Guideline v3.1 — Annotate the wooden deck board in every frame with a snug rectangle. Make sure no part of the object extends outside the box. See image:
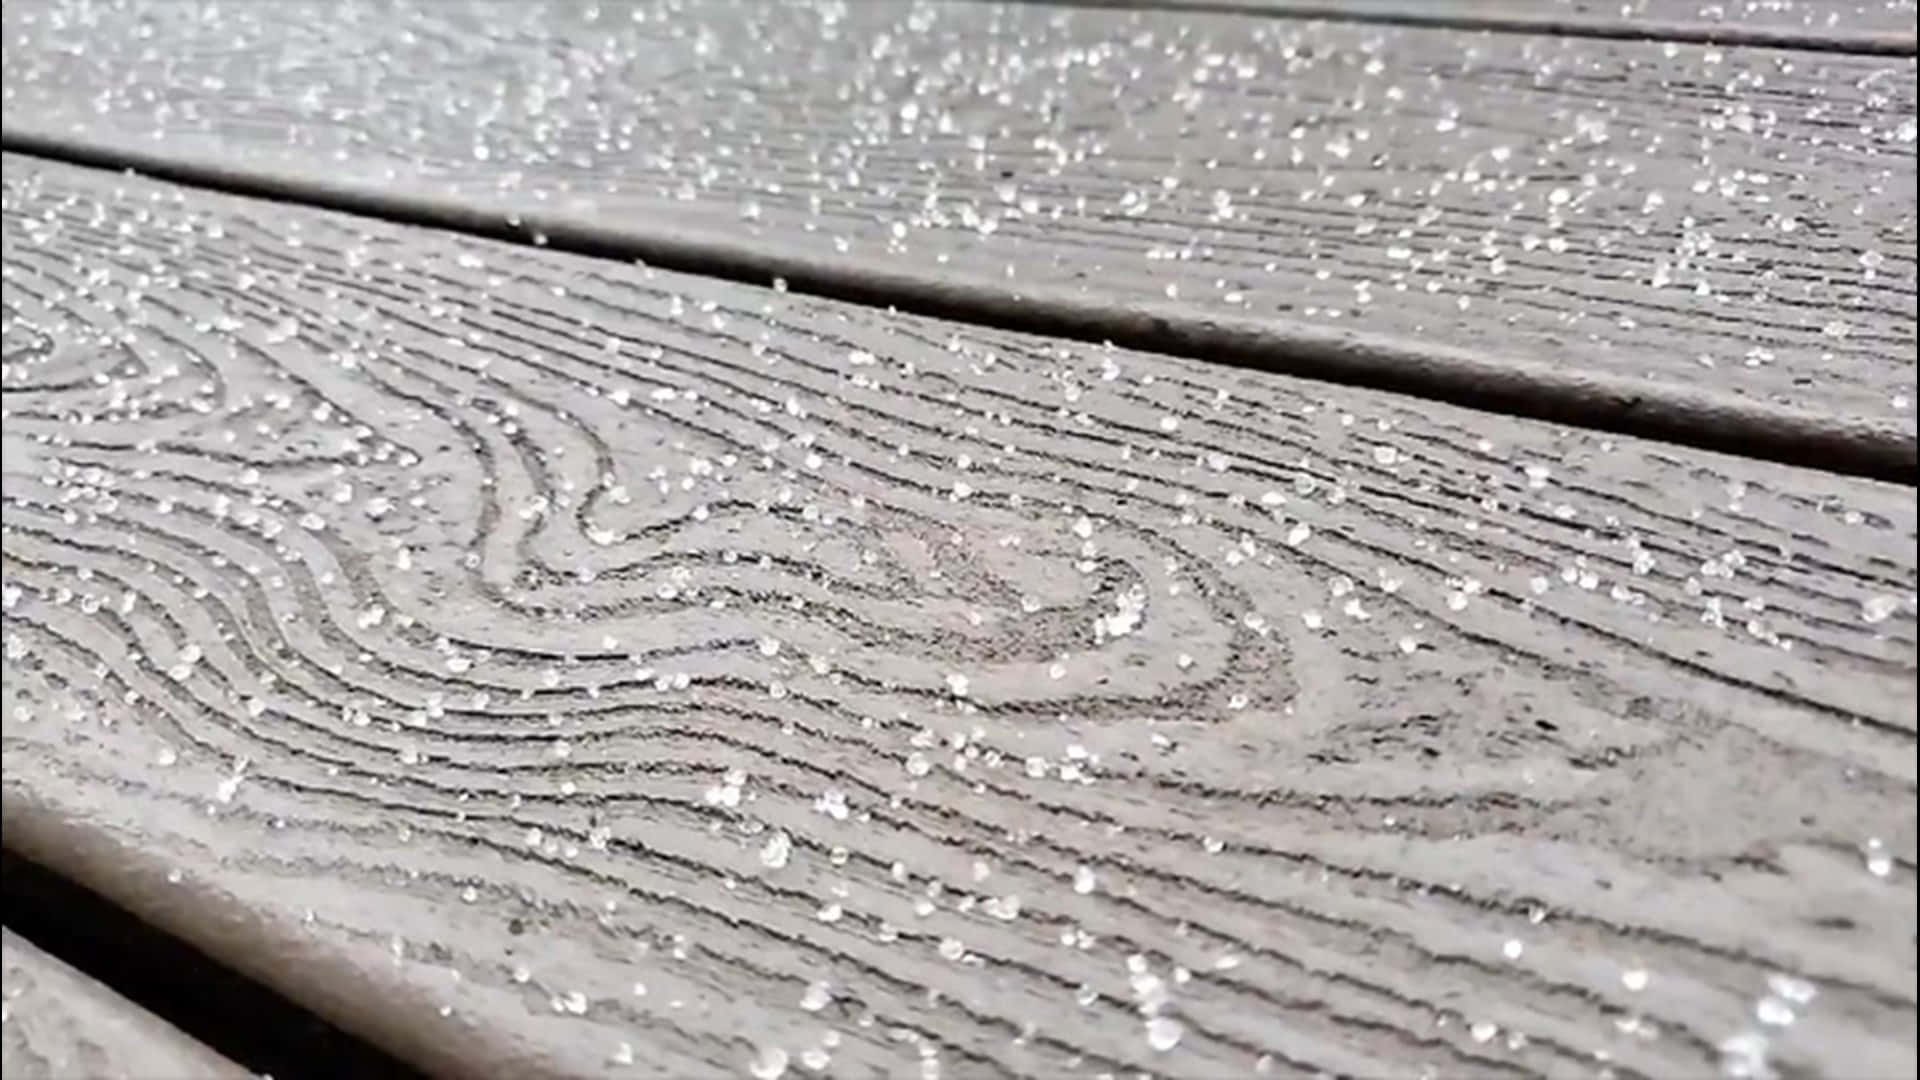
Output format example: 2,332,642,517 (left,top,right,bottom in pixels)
3,0,1913,456
3,154,1914,1079
1037,0,1920,50
1,929,252,1080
